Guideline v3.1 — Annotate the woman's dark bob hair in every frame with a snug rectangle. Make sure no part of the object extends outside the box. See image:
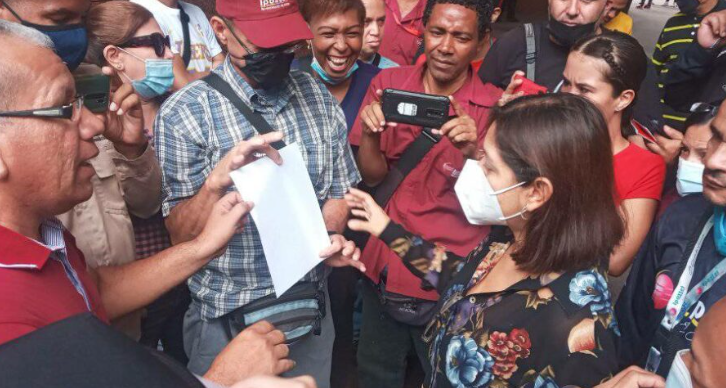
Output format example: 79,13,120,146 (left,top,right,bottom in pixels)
490,93,625,274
